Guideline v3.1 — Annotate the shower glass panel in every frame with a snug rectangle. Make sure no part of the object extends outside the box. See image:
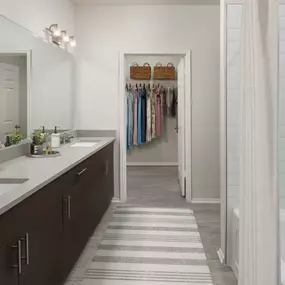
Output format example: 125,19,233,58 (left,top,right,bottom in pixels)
226,4,242,271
